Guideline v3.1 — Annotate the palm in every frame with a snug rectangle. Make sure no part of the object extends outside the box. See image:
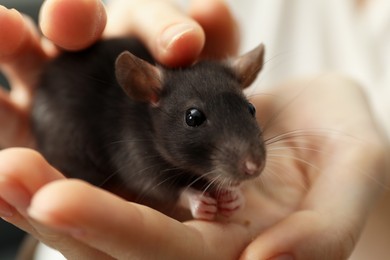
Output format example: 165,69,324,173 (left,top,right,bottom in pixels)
183,75,386,259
